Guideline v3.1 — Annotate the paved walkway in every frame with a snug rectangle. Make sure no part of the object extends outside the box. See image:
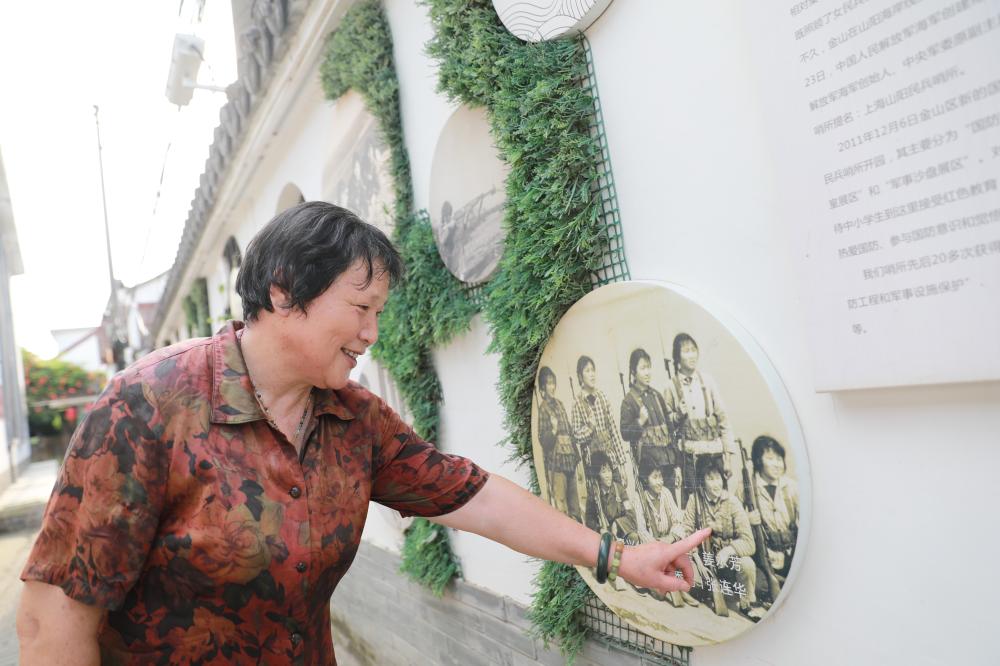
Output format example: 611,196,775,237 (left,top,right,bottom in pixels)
0,460,57,533
0,459,59,665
